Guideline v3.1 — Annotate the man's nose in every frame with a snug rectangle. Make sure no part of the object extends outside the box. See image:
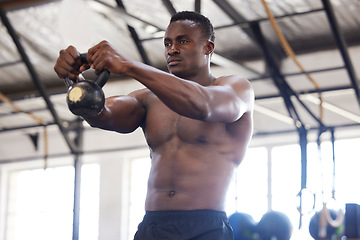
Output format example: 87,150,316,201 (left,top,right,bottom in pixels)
168,45,179,55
